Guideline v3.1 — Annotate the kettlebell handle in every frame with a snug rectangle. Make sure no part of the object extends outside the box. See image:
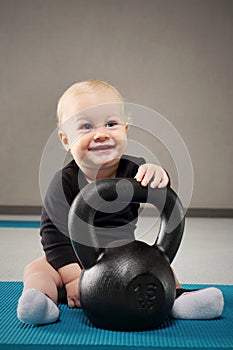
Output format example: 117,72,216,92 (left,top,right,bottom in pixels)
68,178,185,269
